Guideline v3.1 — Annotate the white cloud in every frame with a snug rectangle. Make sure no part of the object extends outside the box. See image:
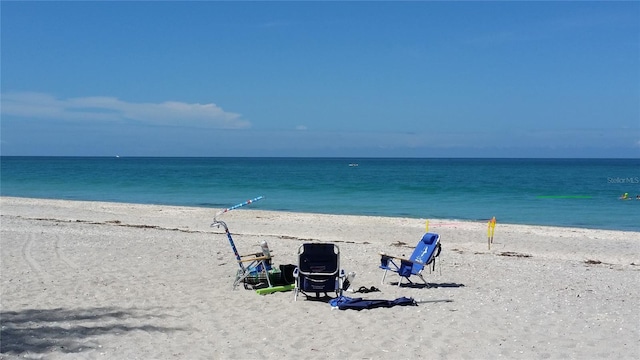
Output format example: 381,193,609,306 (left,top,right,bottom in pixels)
0,92,250,129
295,125,307,131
